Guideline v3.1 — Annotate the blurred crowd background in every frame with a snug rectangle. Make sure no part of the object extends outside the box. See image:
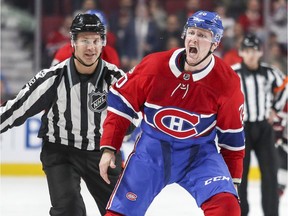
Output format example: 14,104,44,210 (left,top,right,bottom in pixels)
0,0,287,100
